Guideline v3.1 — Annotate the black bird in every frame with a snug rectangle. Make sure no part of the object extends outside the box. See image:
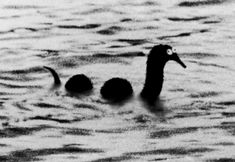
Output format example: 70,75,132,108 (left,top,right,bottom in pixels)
100,44,186,103
44,66,93,93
